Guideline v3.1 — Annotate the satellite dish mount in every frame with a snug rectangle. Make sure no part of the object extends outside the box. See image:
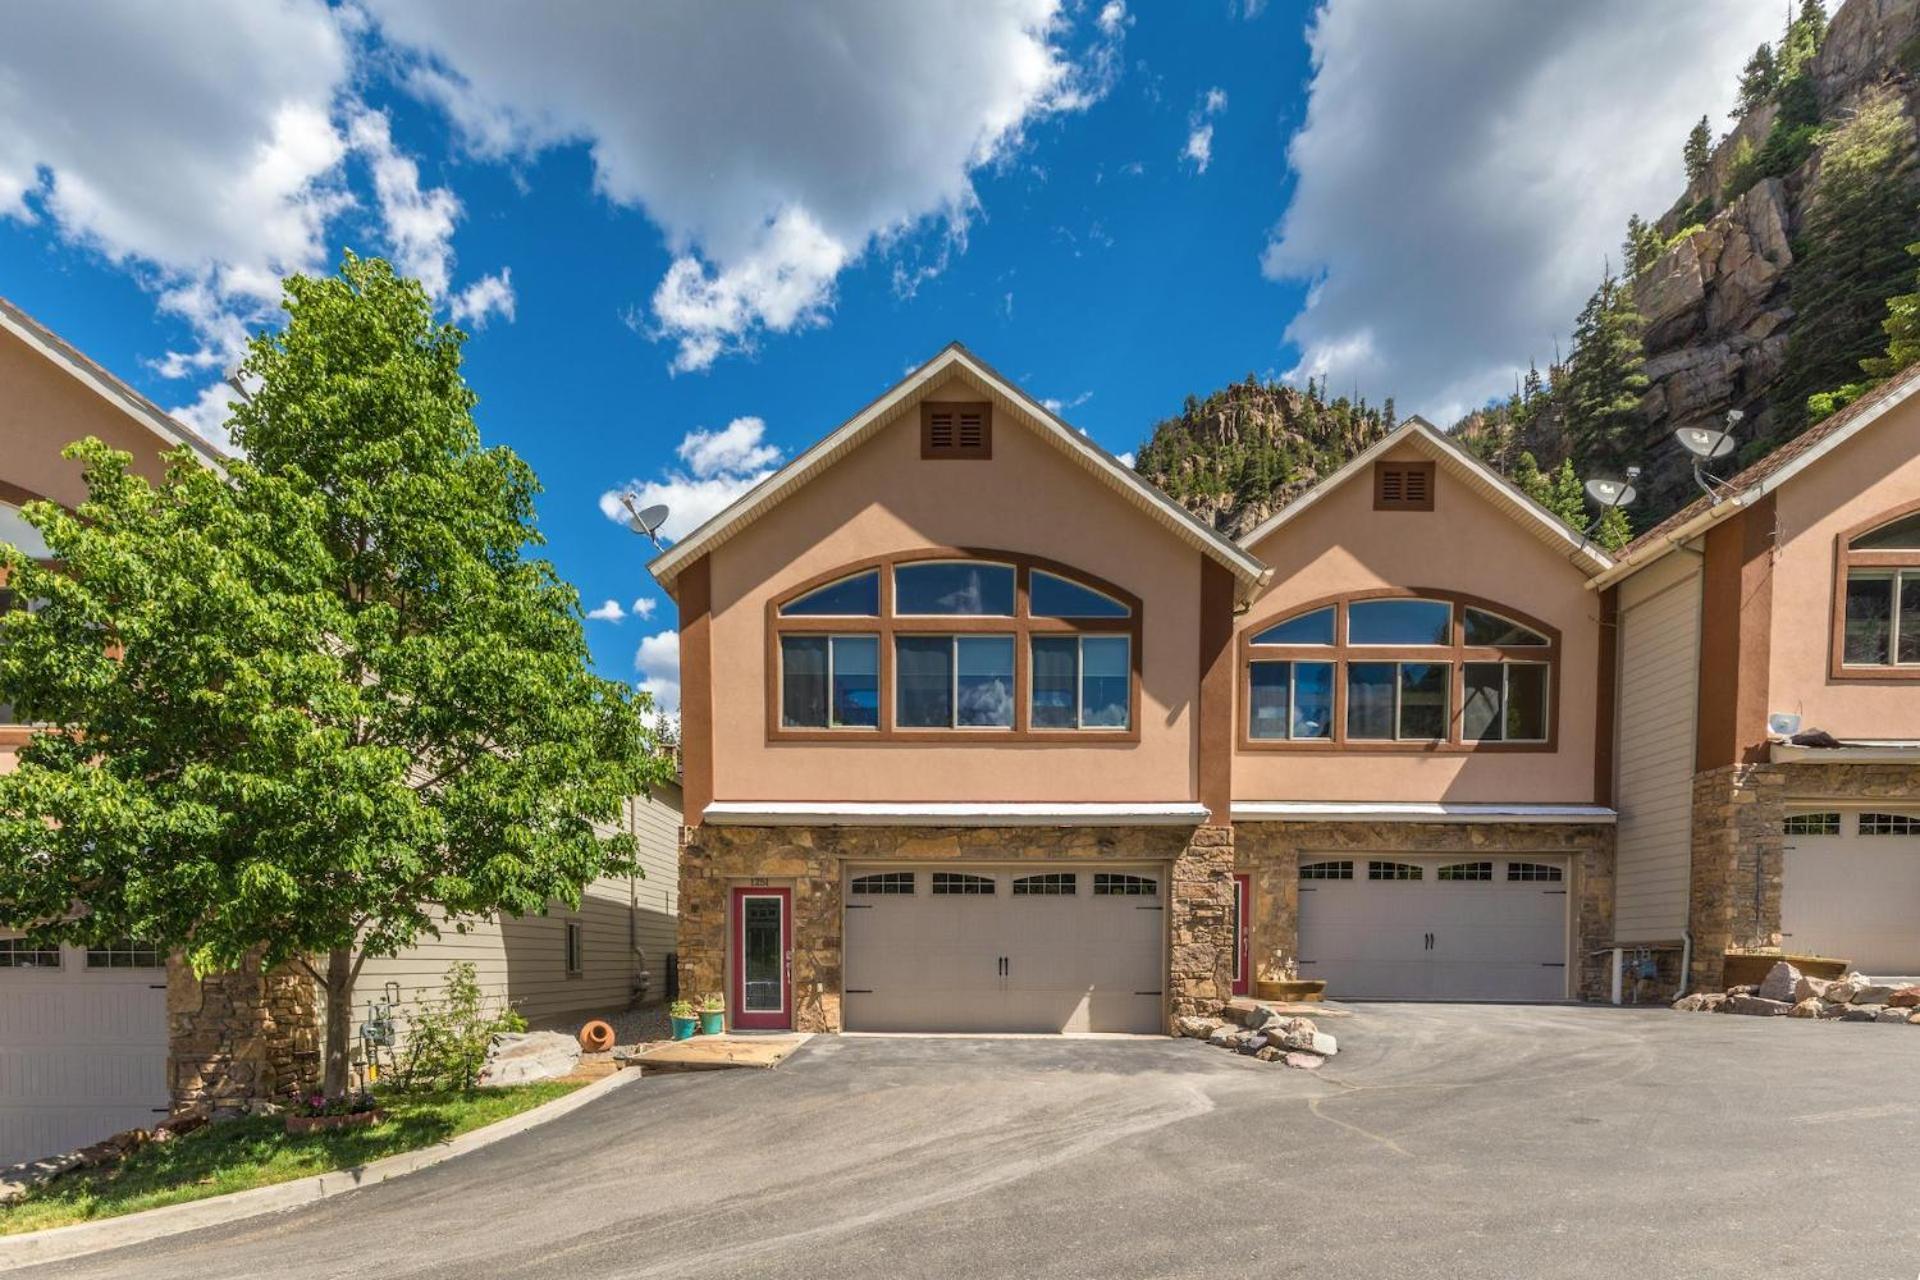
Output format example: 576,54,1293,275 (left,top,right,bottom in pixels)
1677,409,1742,503
1578,465,1640,543
620,493,672,551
